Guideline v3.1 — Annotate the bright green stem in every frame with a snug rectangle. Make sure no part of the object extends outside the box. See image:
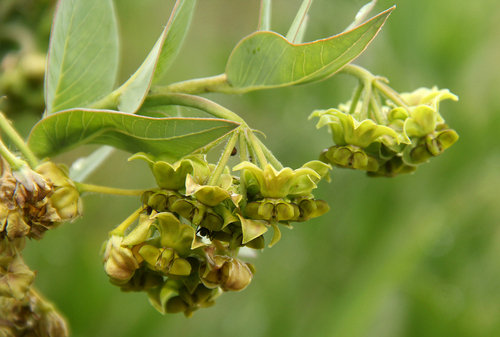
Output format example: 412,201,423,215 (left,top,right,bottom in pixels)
149,74,233,96
208,131,239,186
246,130,268,168
359,79,372,120
143,93,247,125
74,182,152,196
369,95,387,125
238,132,249,208
0,138,25,170
0,112,38,168
348,81,364,116
255,136,283,170
110,207,143,237
373,80,410,109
